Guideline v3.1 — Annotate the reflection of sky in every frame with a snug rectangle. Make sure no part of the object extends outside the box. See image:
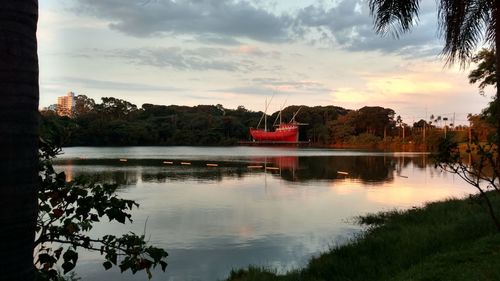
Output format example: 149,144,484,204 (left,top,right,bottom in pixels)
55,147,473,281
58,146,428,160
